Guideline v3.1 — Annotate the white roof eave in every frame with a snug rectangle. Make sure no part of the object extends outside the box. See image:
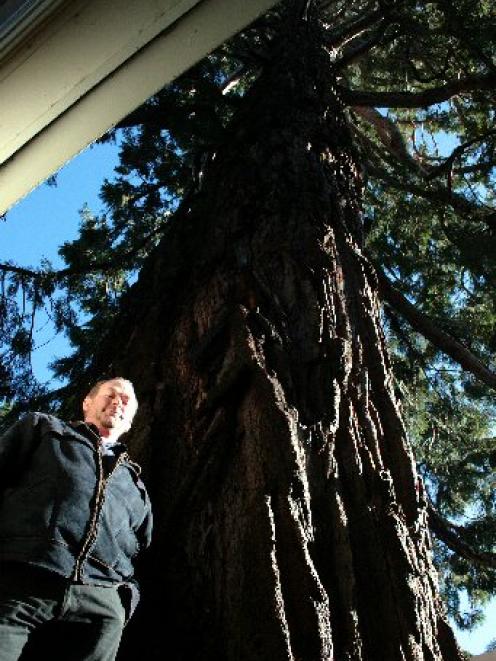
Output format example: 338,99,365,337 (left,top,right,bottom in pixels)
0,0,279,214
